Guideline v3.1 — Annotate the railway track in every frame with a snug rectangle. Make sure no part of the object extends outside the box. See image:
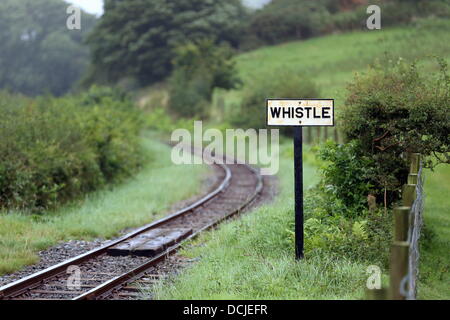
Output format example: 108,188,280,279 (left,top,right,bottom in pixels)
0,151,263,300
